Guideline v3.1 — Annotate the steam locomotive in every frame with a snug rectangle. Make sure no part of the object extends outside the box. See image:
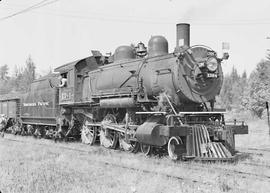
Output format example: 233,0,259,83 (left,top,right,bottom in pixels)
0,23,248,161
